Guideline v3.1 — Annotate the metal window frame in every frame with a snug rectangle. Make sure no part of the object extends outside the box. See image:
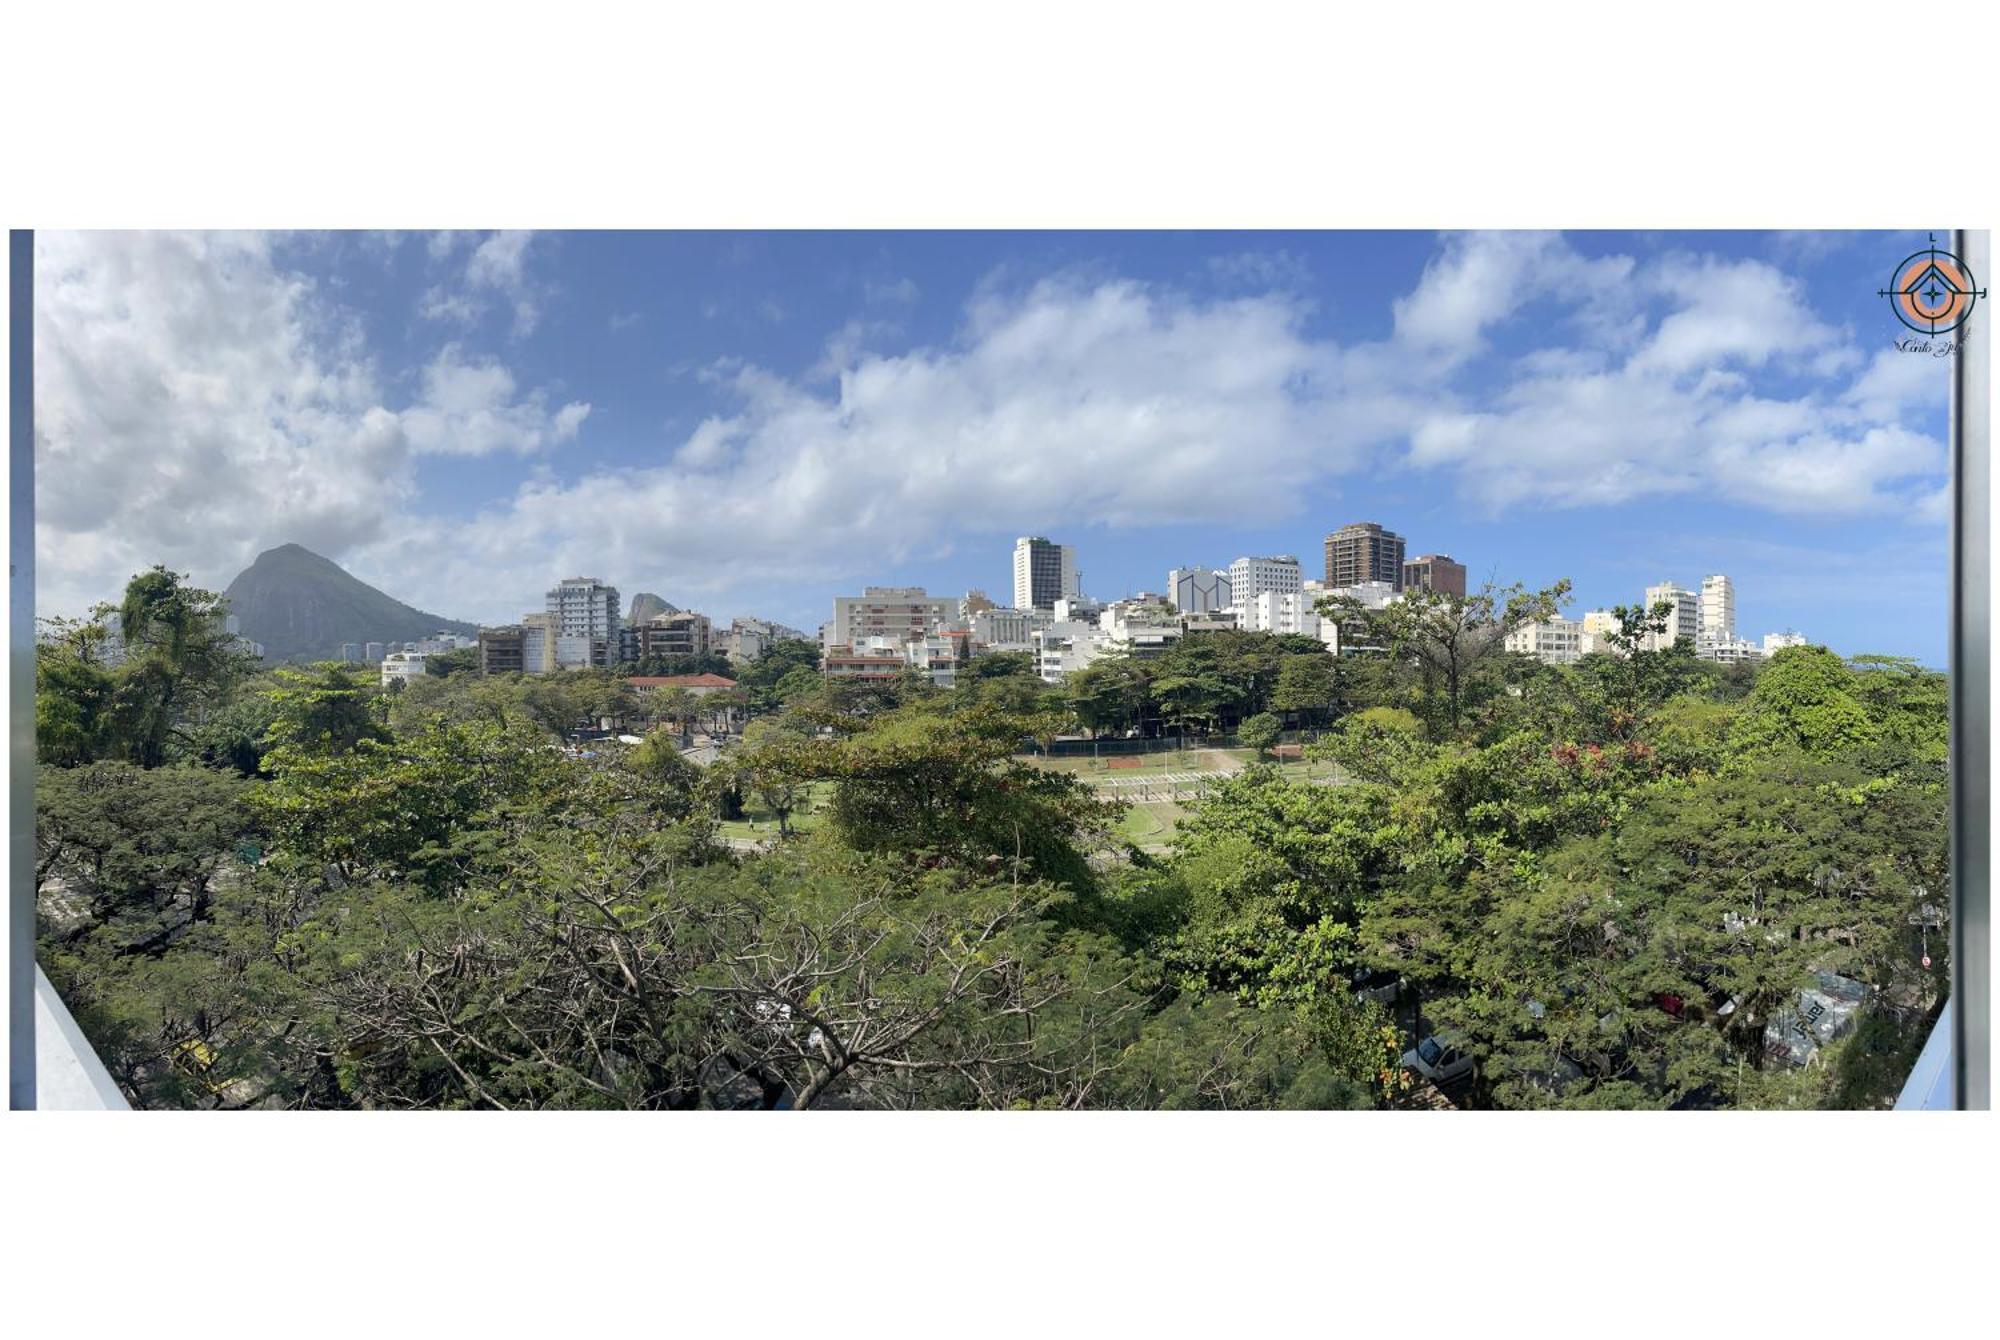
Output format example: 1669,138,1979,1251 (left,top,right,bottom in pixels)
9,229,33,1109
1951,228,1990,1110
